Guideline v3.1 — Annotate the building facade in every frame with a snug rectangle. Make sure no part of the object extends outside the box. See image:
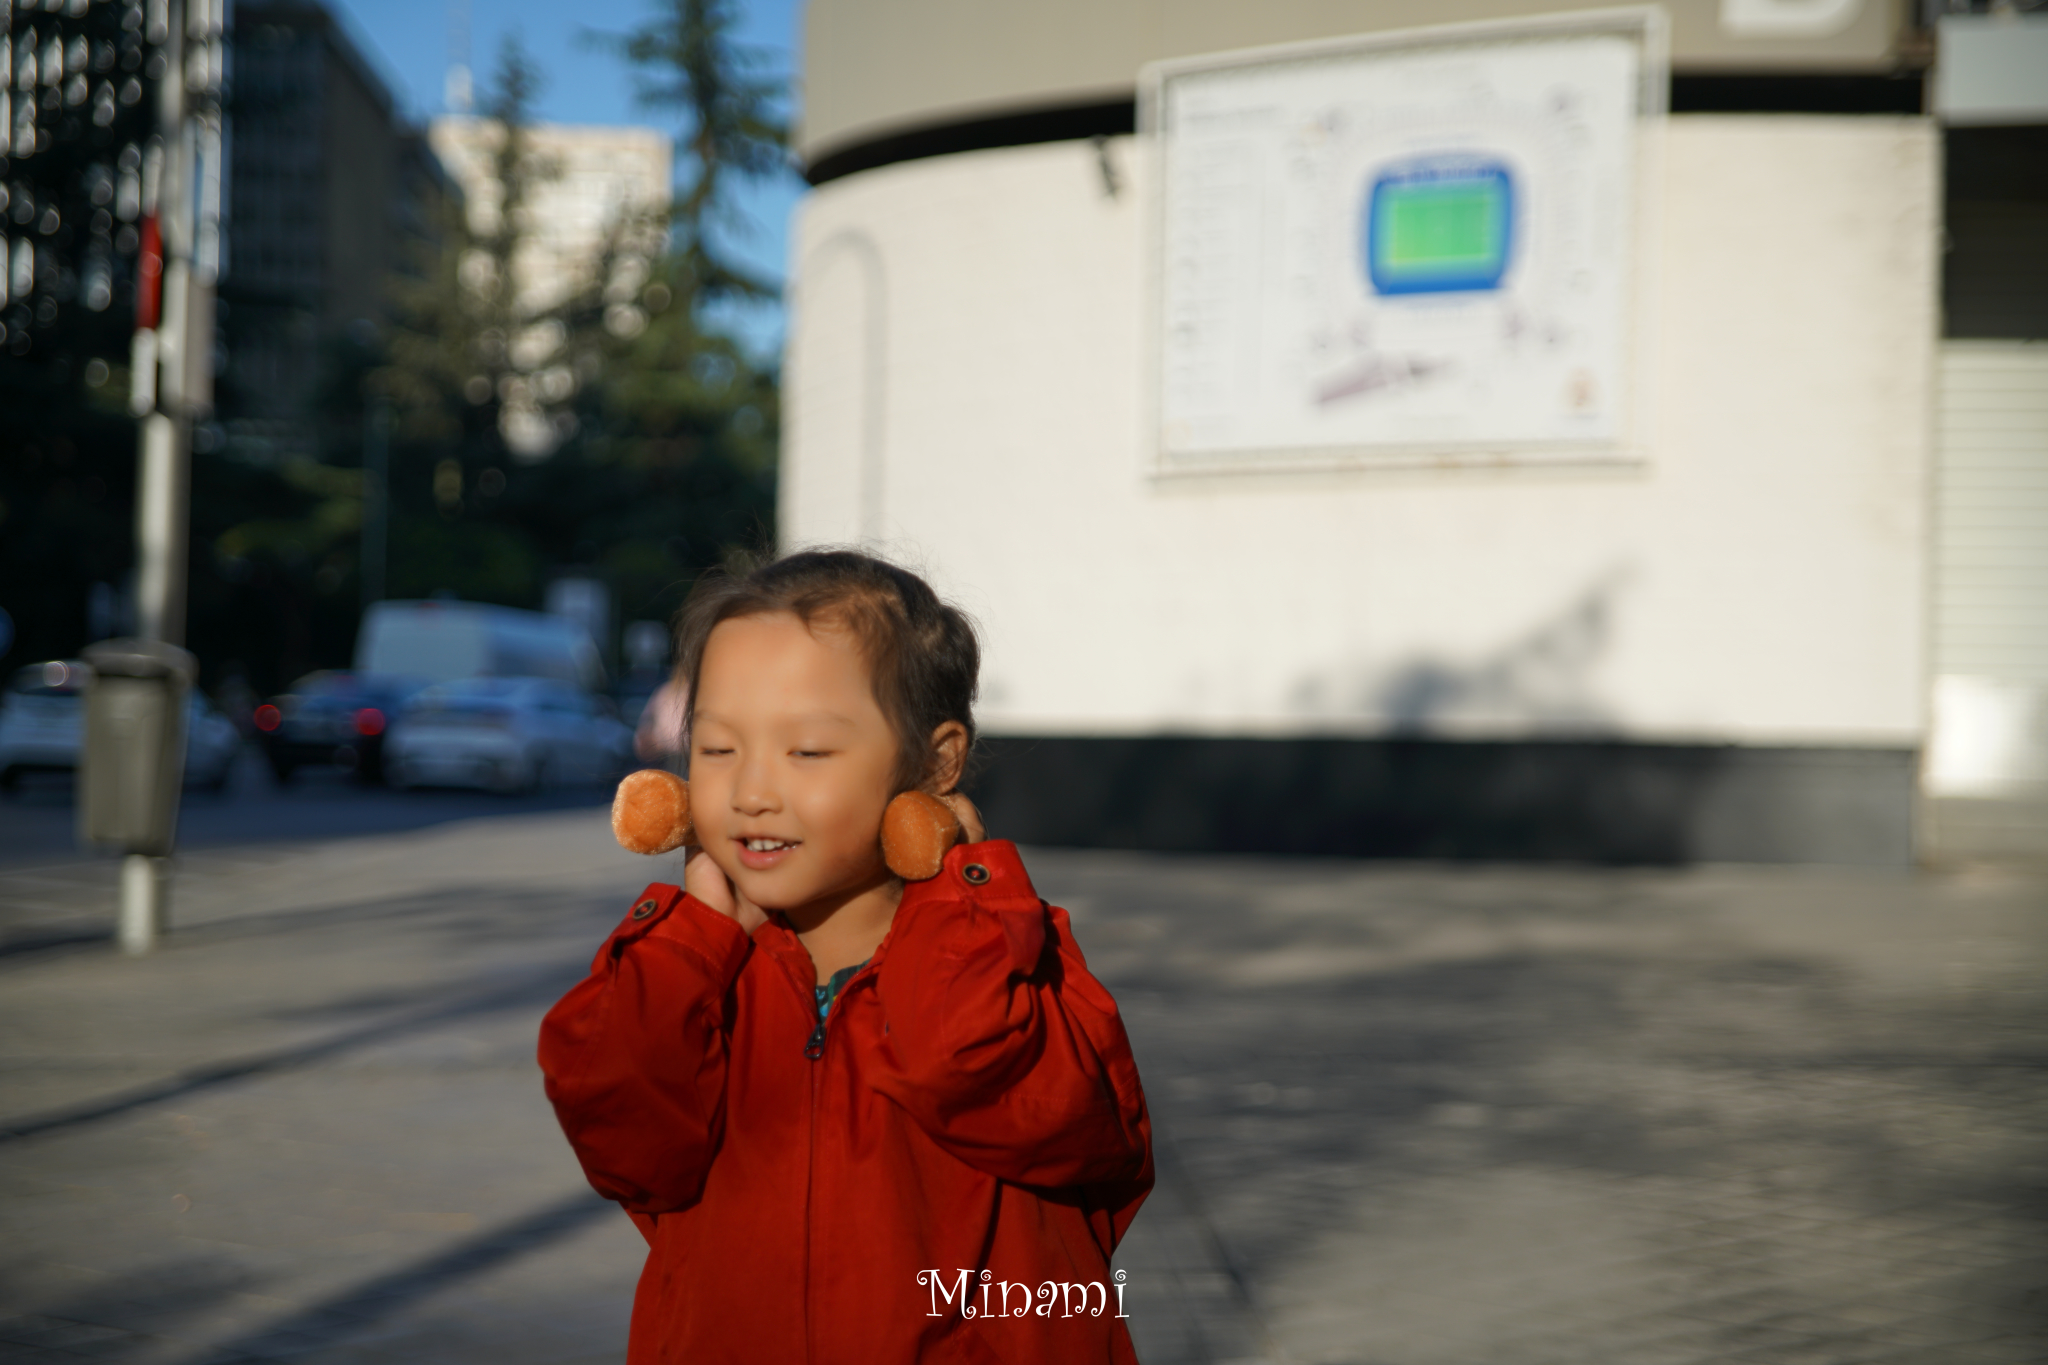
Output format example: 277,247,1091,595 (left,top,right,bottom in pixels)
426,118,671,318
782,0,2048,864
426,117,670,457
220,0,445,459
